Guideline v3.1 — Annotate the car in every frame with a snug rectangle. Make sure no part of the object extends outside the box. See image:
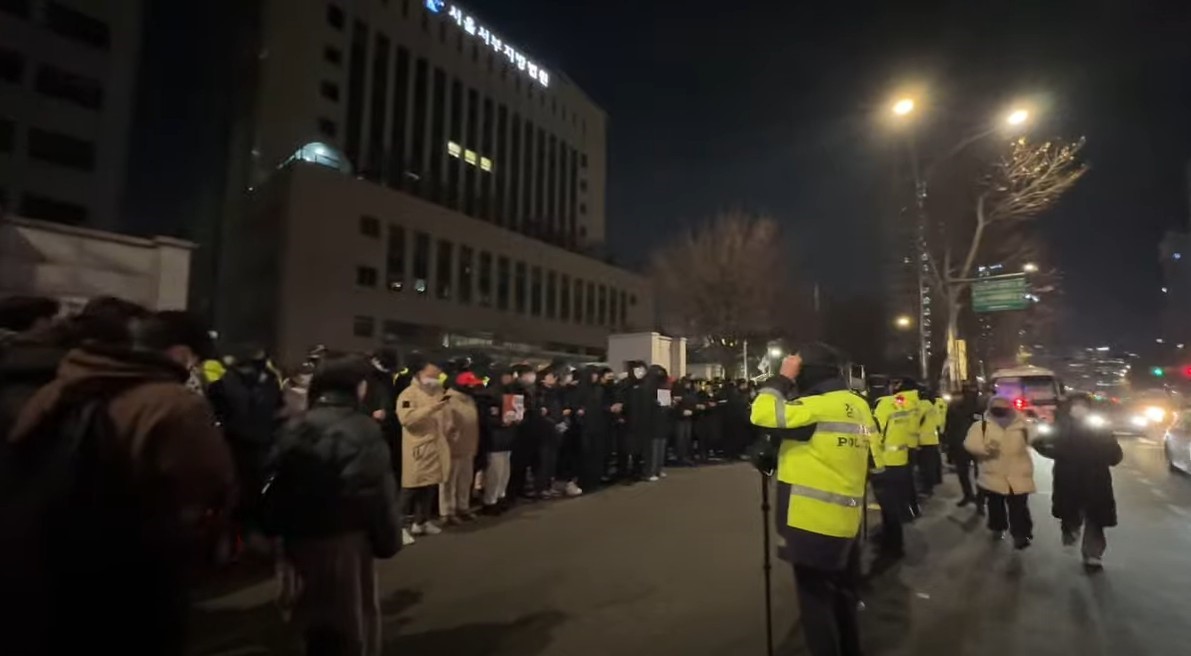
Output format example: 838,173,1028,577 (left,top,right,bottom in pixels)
1164,412,1191,474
